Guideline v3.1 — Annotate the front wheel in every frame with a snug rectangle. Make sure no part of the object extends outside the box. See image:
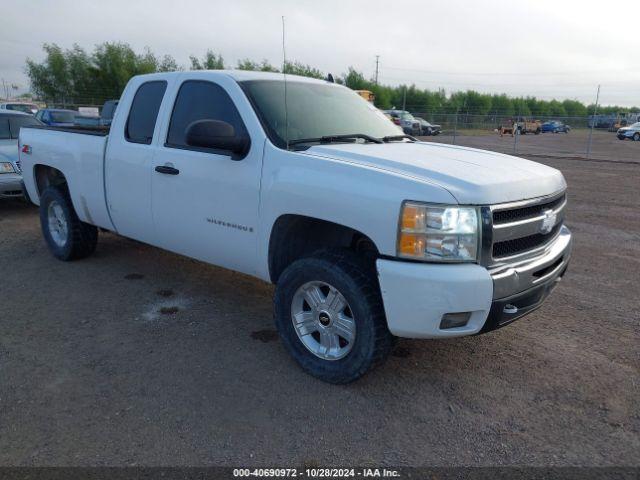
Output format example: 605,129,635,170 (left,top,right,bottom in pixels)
39,186,98,261
633,133,640,141
274,250,393,383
